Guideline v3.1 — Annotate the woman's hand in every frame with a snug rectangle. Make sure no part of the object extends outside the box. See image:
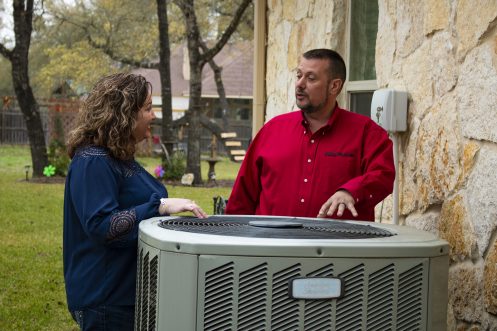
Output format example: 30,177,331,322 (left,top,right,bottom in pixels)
159,198,208,218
